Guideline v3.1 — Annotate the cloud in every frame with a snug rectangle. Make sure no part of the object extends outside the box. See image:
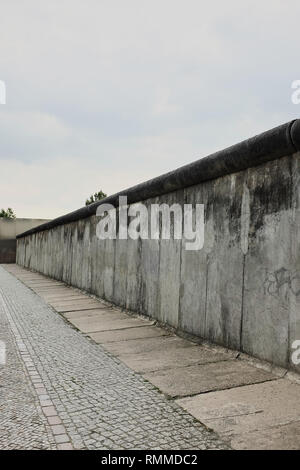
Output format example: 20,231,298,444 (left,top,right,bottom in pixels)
0,156,155,218
0,0,299,217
